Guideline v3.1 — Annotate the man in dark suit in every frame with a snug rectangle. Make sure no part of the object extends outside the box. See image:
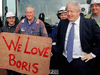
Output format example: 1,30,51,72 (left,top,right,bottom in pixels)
56,1,100,75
